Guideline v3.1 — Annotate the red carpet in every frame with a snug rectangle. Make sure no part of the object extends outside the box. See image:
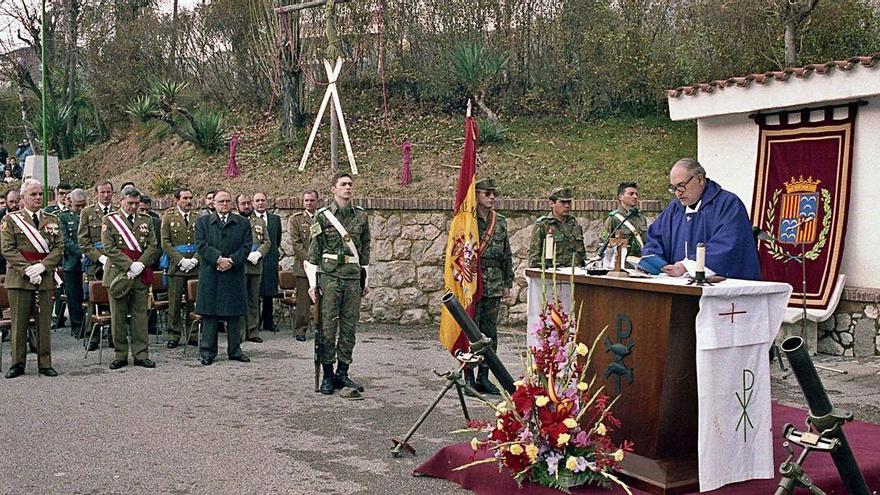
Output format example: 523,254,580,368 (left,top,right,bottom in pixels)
414,402,879,494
